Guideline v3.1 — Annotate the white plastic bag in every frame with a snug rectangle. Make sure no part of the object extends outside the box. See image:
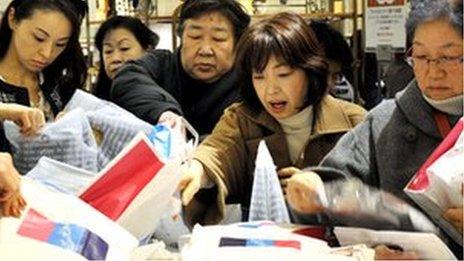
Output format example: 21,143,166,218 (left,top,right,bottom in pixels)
426,129,464,208
4,108,99,174
0,178,138,261
149,118,198,246
79,133,186,240
65,90,153,170
248,140,290,223
405,118,463,245
181,221,353,261
320,178,438,234
26,157,96,195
